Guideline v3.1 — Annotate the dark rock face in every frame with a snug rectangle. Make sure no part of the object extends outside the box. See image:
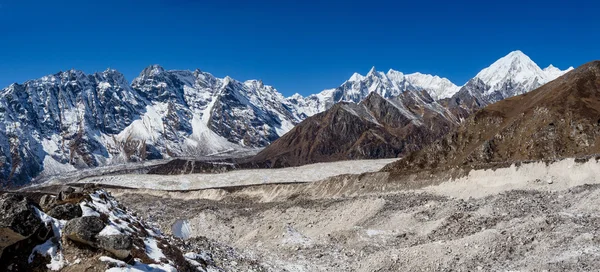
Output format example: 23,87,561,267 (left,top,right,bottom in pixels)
63,216,106,247
47,203,83,220
57,186,86,203
38,194,57,212
98,234,133,259
0,194,43,254
383,62,598,173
